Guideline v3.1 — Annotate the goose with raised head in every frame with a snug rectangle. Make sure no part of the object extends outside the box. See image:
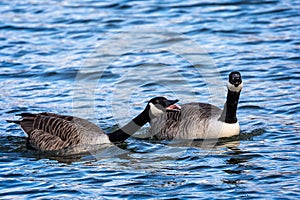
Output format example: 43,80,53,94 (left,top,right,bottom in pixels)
7,97,180,153
149,72,243,139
